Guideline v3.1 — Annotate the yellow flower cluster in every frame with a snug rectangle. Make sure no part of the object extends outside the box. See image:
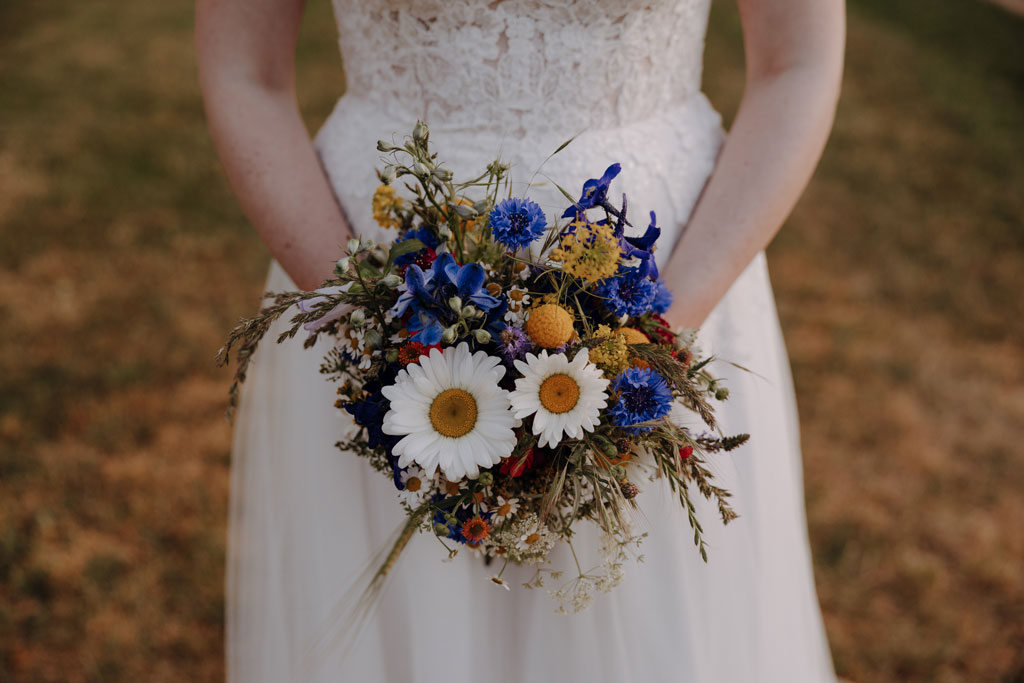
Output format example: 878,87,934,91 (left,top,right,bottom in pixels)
372,184,402,230
588,325,630,377
549,220,621,283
